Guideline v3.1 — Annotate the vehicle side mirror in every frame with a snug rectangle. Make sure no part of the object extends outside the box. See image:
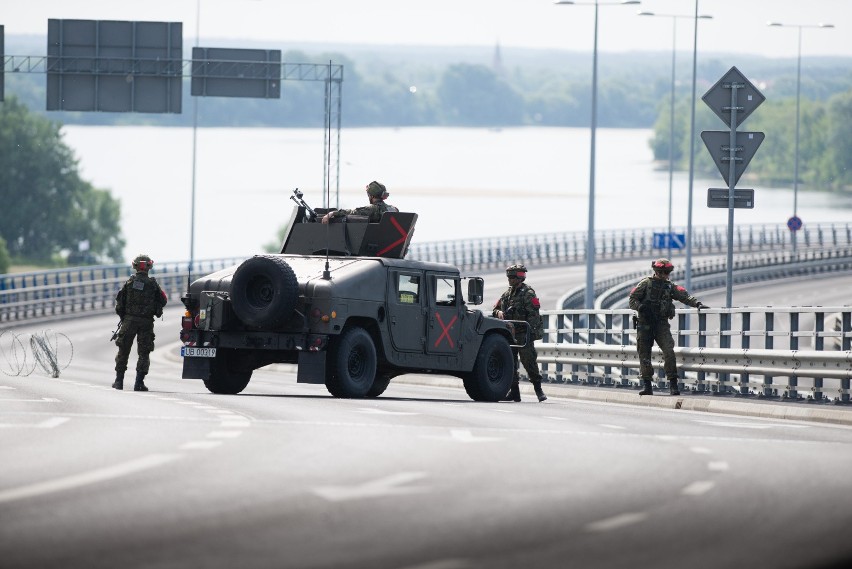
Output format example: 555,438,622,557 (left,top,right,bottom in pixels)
466,277,484,305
